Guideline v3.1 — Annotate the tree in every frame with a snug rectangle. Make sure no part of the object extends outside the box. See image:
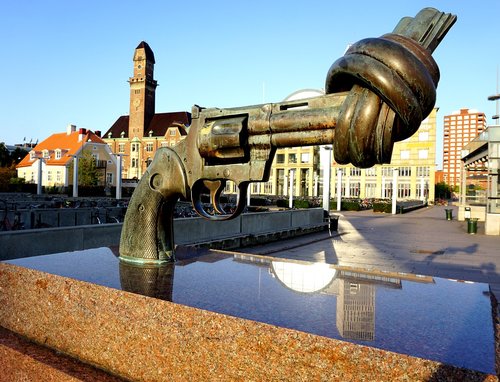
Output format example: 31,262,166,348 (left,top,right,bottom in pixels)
435,182,452,200
68,149,100,187
0,143,9,167
10,147,29,165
